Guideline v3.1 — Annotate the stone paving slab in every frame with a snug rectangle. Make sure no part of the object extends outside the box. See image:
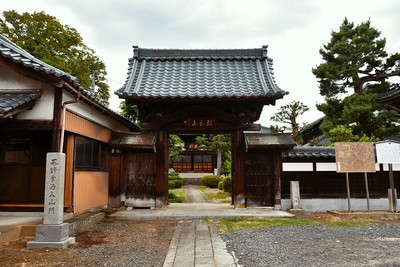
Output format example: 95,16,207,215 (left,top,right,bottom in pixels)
163,220,240,267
